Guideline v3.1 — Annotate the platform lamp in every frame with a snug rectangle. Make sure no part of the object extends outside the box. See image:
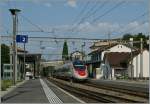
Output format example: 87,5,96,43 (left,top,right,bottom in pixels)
9,9,21,85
